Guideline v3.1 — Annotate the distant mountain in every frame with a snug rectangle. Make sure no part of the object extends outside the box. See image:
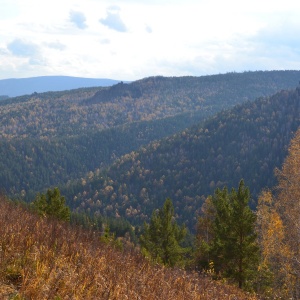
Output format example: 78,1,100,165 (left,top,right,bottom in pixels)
0,76,123,97
64,87,300,230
